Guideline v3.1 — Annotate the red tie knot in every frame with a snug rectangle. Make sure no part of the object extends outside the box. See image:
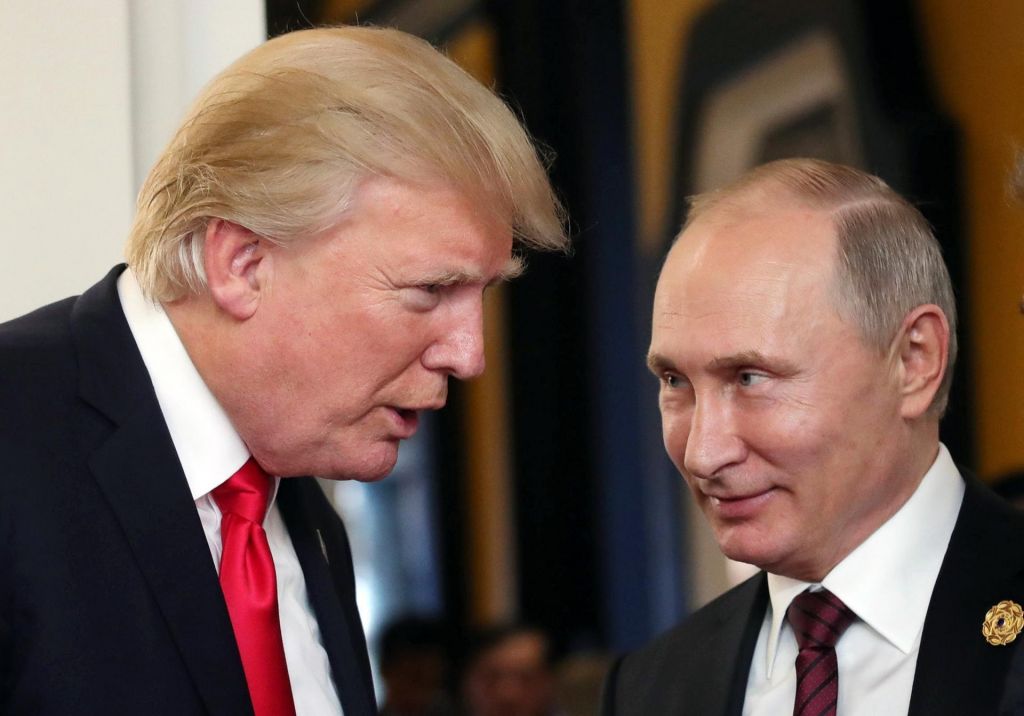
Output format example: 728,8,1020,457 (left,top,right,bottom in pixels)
787,588,856,651
212,457,273,525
